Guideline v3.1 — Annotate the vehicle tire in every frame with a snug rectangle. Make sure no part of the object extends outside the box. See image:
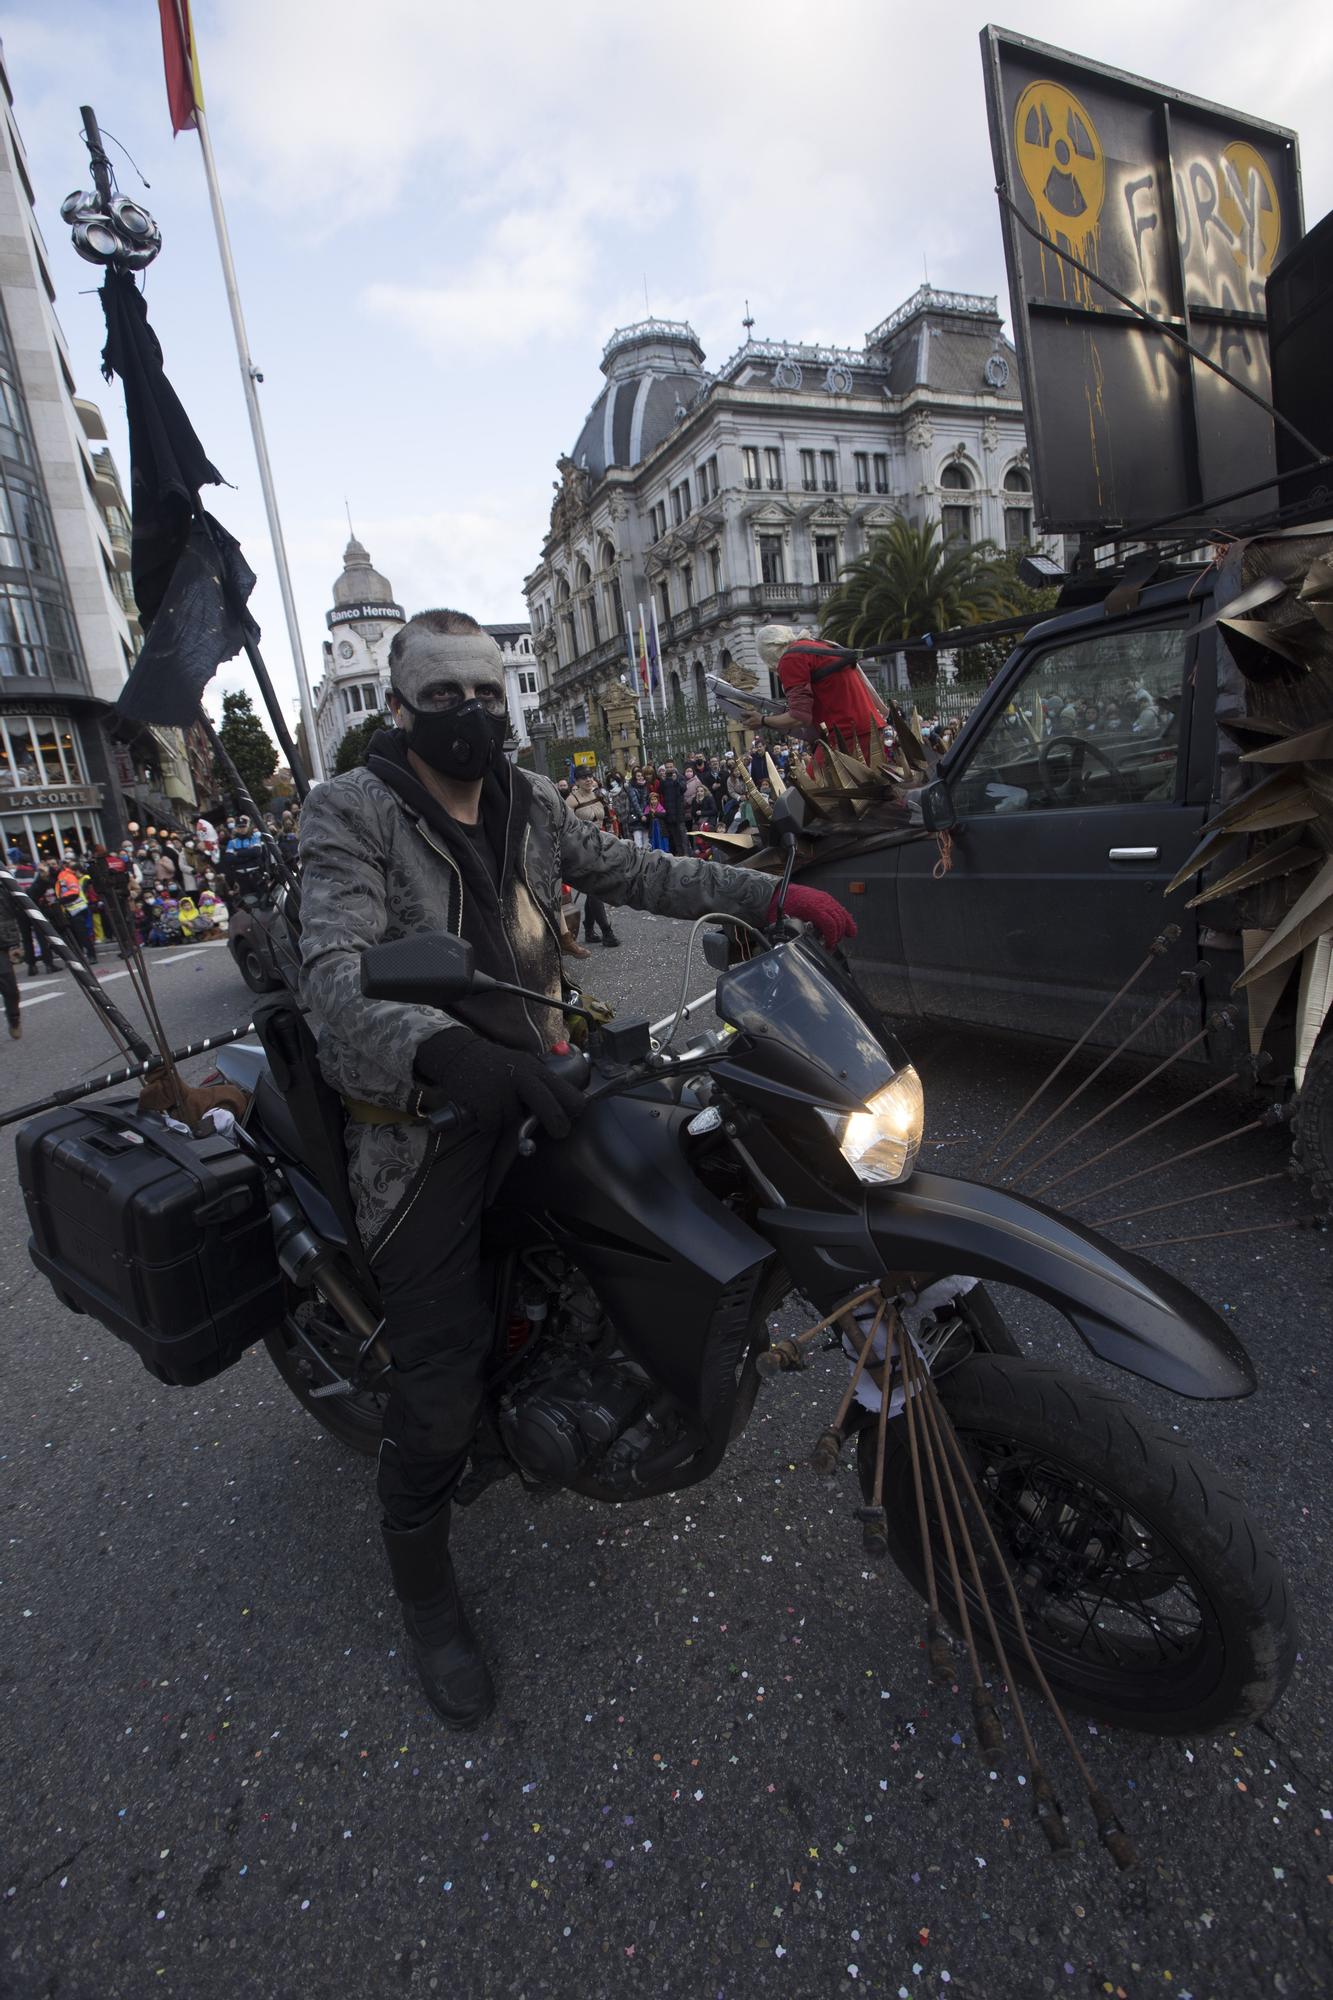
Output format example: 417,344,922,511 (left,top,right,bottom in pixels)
1292,1029,1333,1211
859,1354,1296,1735
263,1296,384,1458
233,938,282,996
